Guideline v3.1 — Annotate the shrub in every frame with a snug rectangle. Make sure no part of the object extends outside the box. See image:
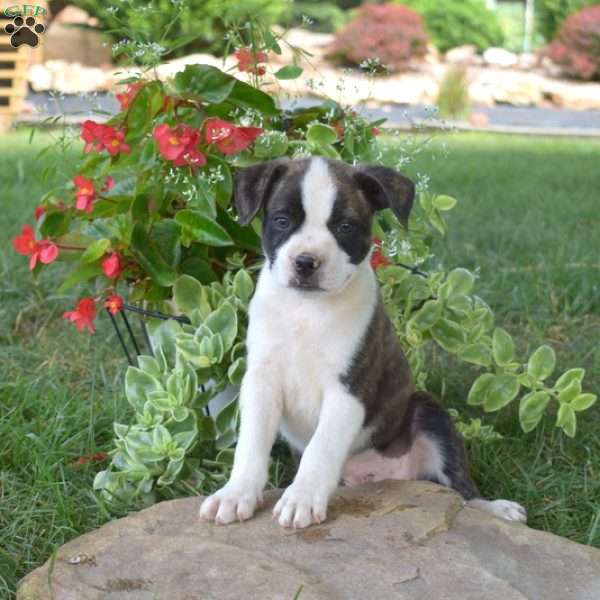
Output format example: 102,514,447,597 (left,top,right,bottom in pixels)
328,3,429,71
279,2,350,33
70,0,289,60
401,0,504,53
437,66,470,120
536,0,597,42
547,5,600,80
